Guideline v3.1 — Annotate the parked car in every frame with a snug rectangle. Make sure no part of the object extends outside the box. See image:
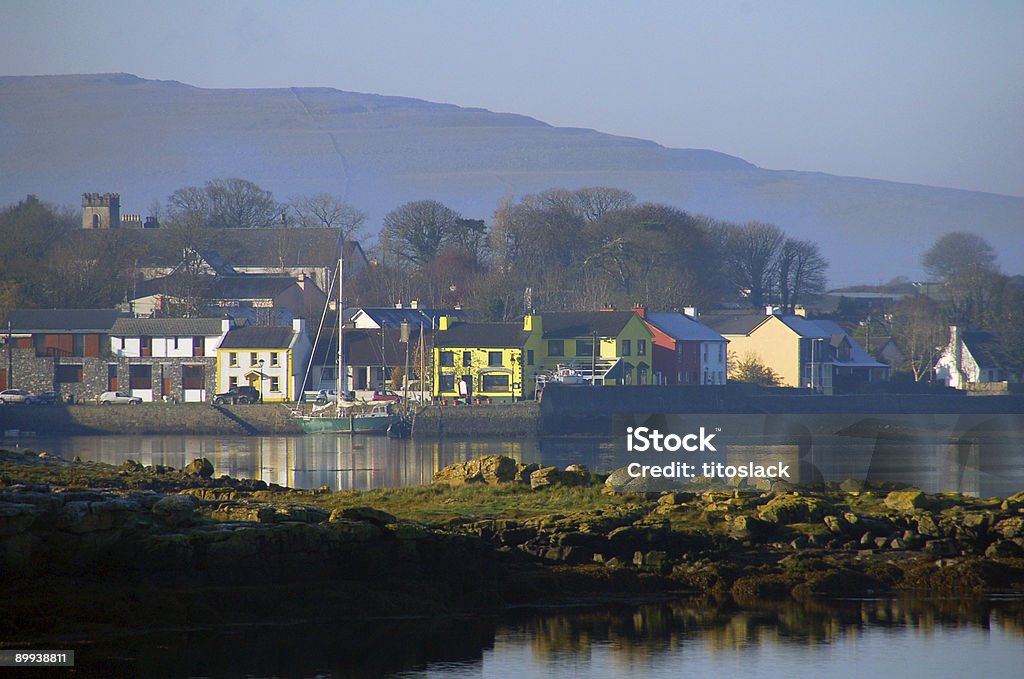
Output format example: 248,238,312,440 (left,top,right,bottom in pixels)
372,389,402,402
314,389,355,405
34,391,58,405
99,391,142,405
213,386,261,405
0,388,36,405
